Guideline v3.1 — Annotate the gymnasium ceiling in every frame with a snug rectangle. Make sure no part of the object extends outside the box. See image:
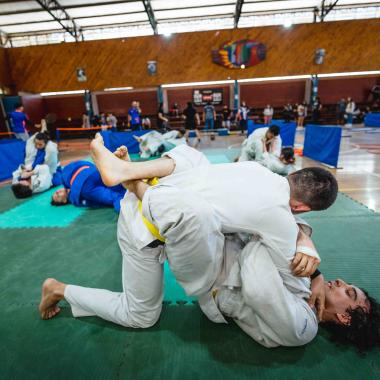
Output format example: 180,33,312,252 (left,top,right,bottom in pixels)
1,0,380,47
